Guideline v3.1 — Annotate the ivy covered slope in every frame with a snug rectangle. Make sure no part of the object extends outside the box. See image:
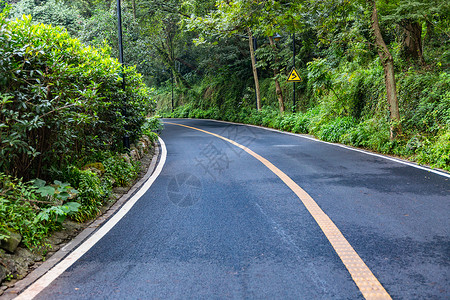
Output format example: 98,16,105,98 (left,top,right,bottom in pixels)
0,8,156,254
